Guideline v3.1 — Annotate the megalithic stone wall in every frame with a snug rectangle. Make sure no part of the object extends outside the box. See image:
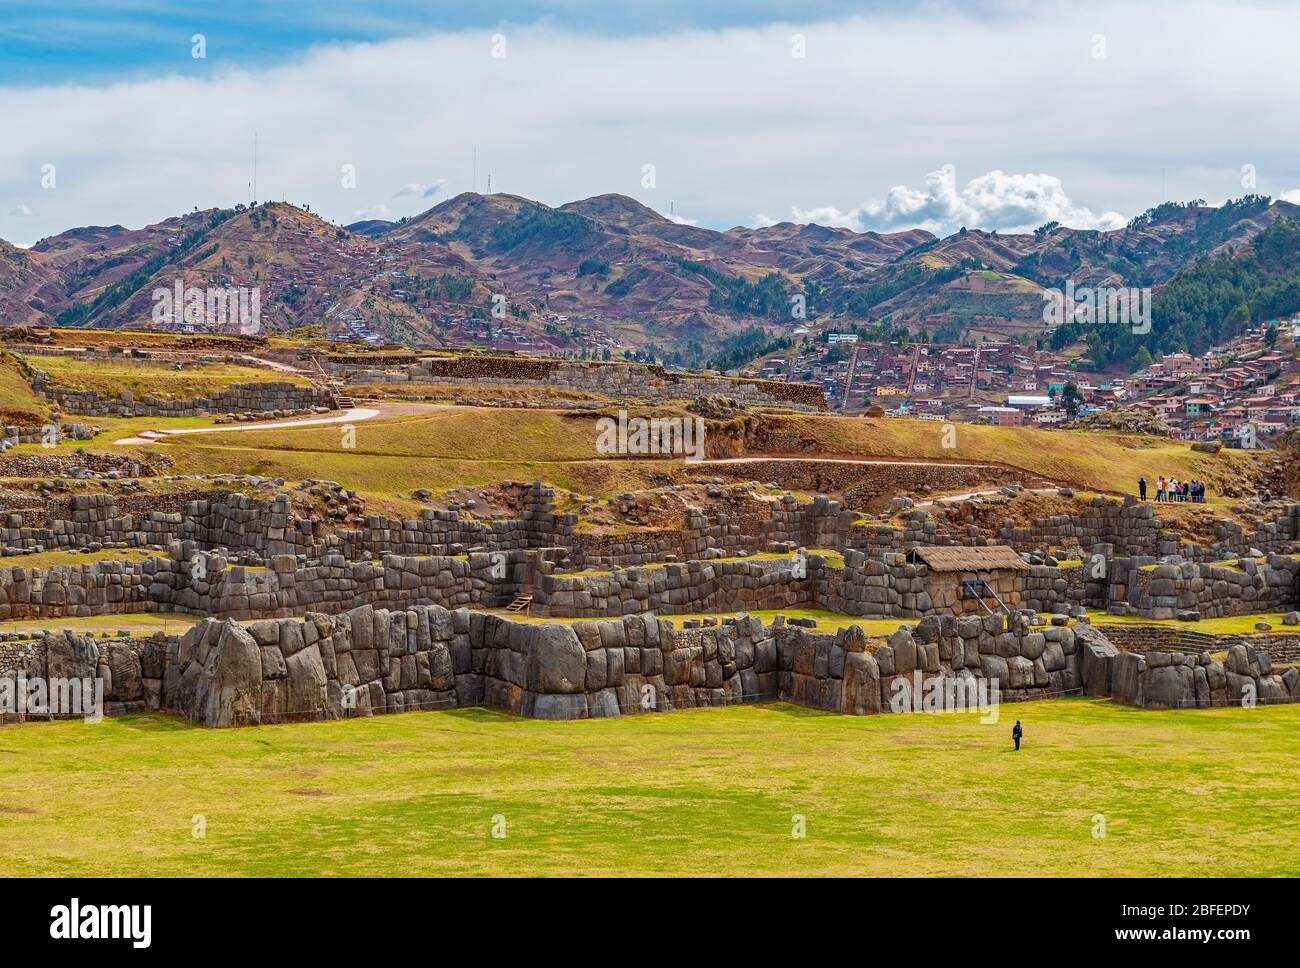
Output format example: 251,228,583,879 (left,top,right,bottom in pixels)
1108,555,1300,619
4,541,1289,627
0,545,534,622
8,609,1298,727
32,376,337,418
1092,641,1297,709
0,482,575,559
3,485,1296,581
